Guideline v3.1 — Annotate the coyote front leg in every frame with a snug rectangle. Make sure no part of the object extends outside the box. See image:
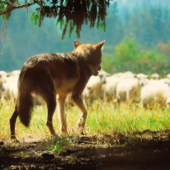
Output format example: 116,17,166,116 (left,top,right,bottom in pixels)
57,95,67,134
71,94,87,134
